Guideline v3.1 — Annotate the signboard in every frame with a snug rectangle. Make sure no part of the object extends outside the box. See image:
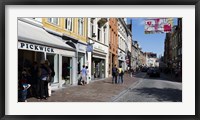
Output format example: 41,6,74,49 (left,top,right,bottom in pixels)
78,43,86,52
145,18,173,34
86,44,93,52
18,42,54,53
